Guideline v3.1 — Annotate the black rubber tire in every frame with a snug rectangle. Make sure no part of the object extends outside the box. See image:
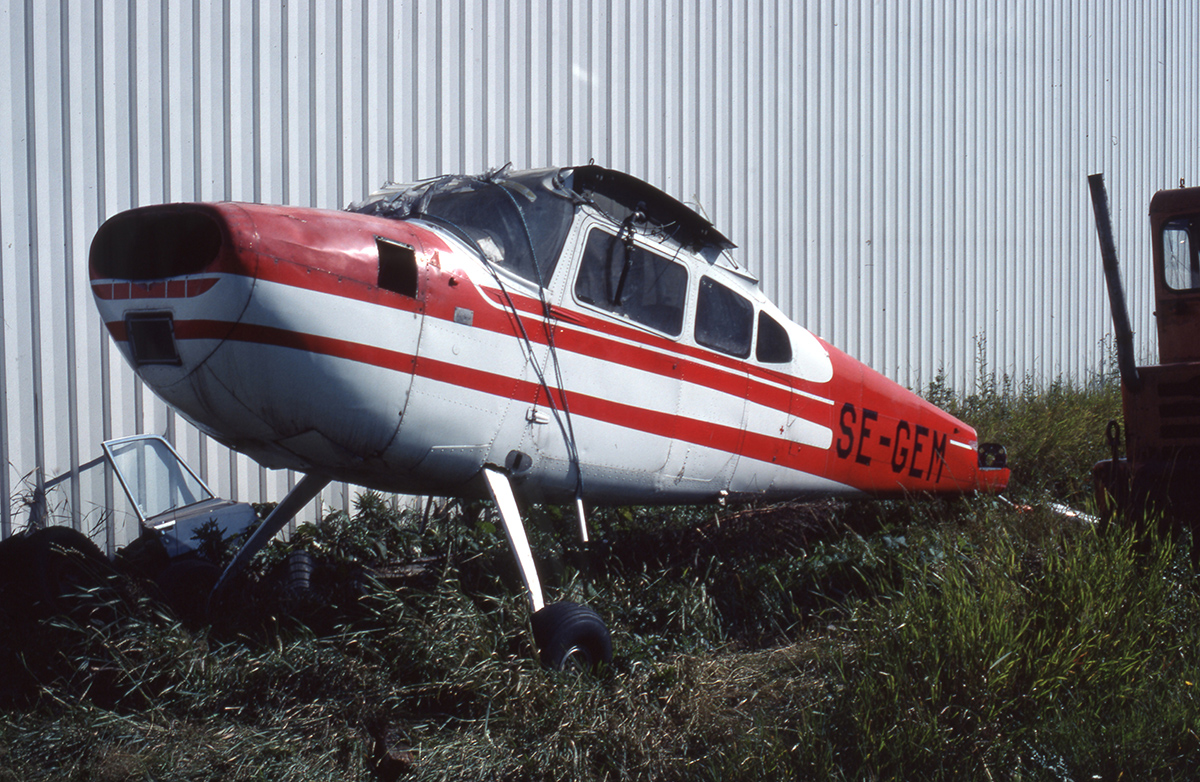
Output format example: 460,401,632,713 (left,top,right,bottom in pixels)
24,526,116,617
531,601,613,671
0,533,33,620
156,558,221,624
